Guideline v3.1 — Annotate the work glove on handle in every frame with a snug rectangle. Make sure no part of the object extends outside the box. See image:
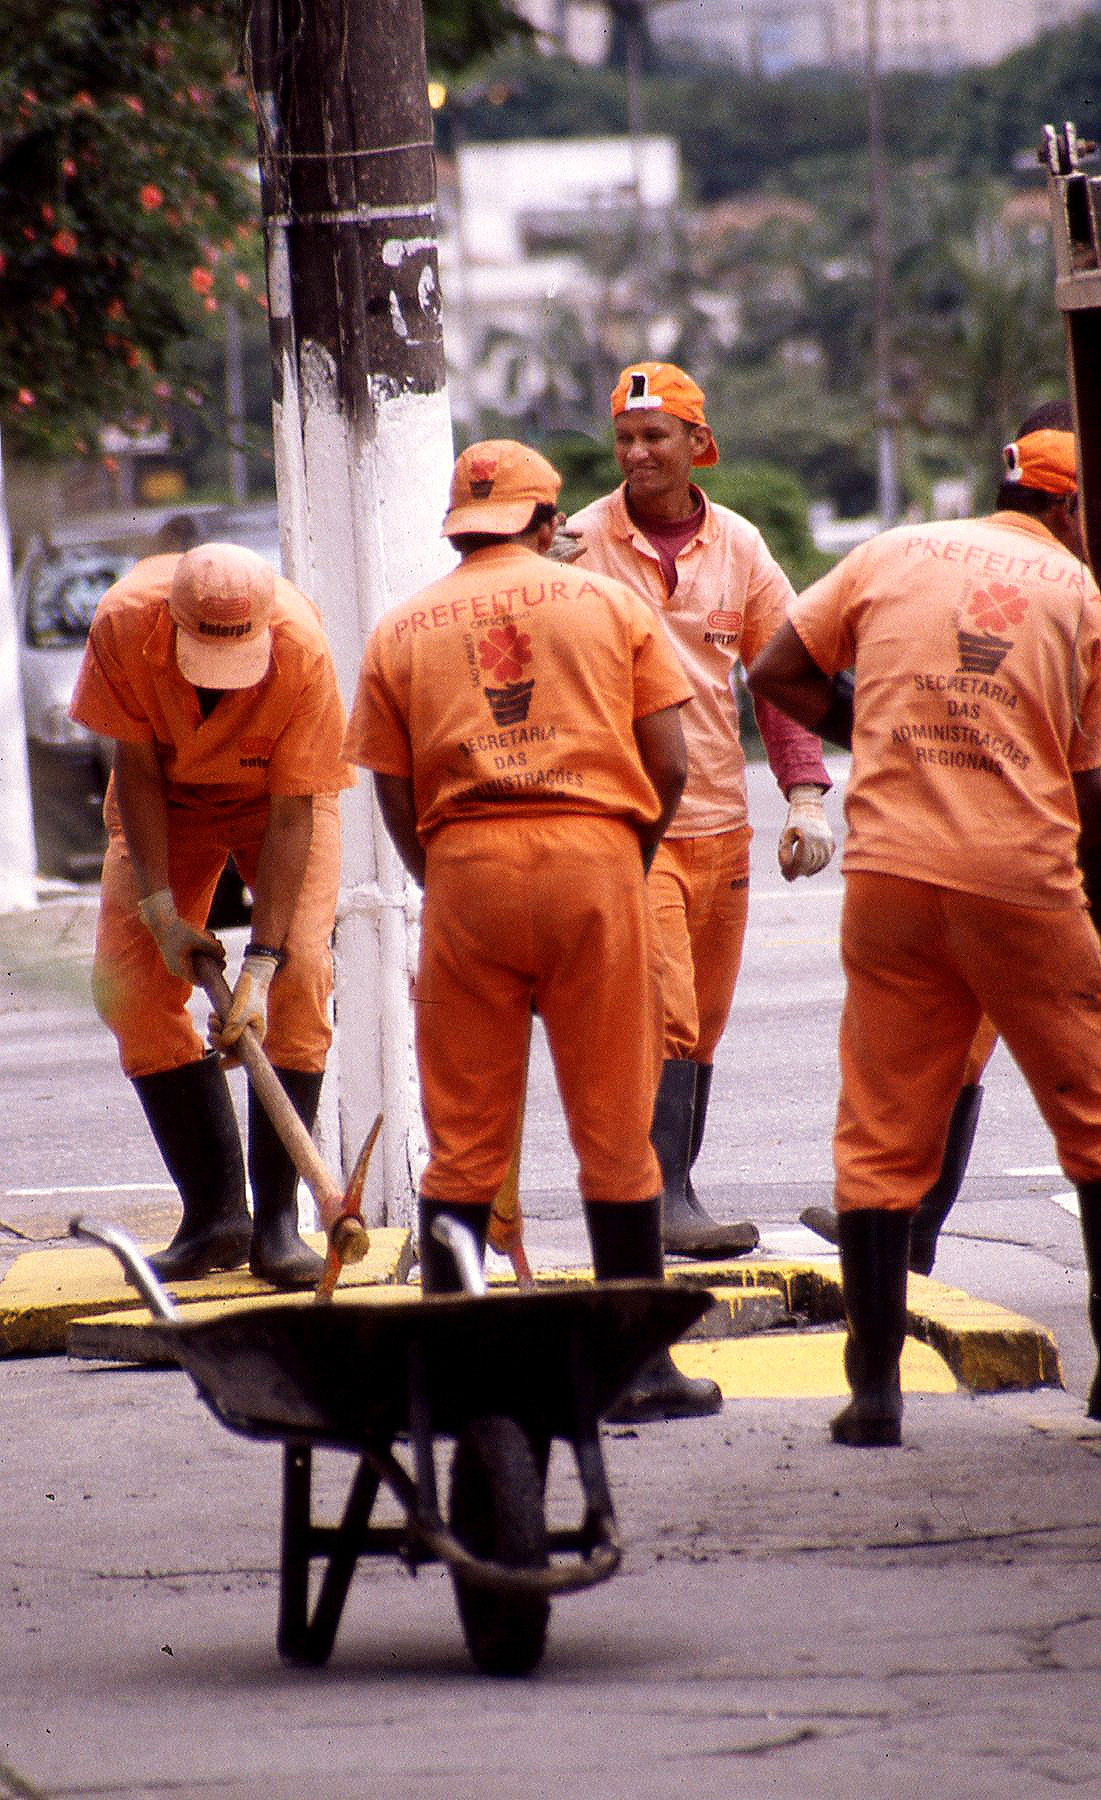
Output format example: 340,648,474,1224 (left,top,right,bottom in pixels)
209,950,280,1063
137,888,225,983
778,784,835,882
